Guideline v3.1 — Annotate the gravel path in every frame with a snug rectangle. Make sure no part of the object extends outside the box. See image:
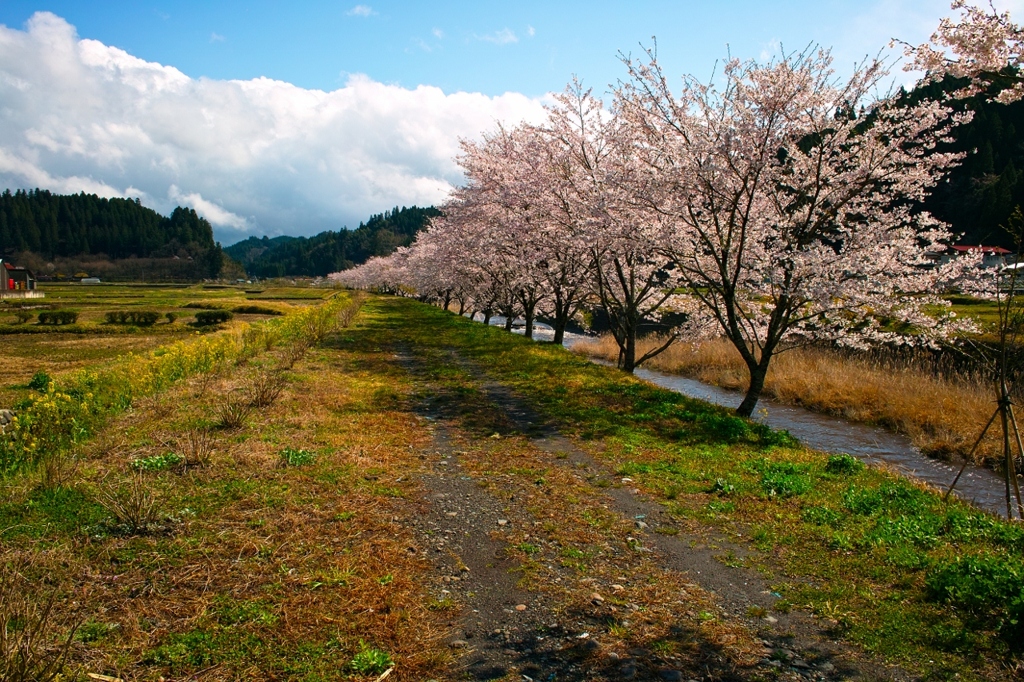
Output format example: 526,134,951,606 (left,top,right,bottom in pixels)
393,346,909,681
